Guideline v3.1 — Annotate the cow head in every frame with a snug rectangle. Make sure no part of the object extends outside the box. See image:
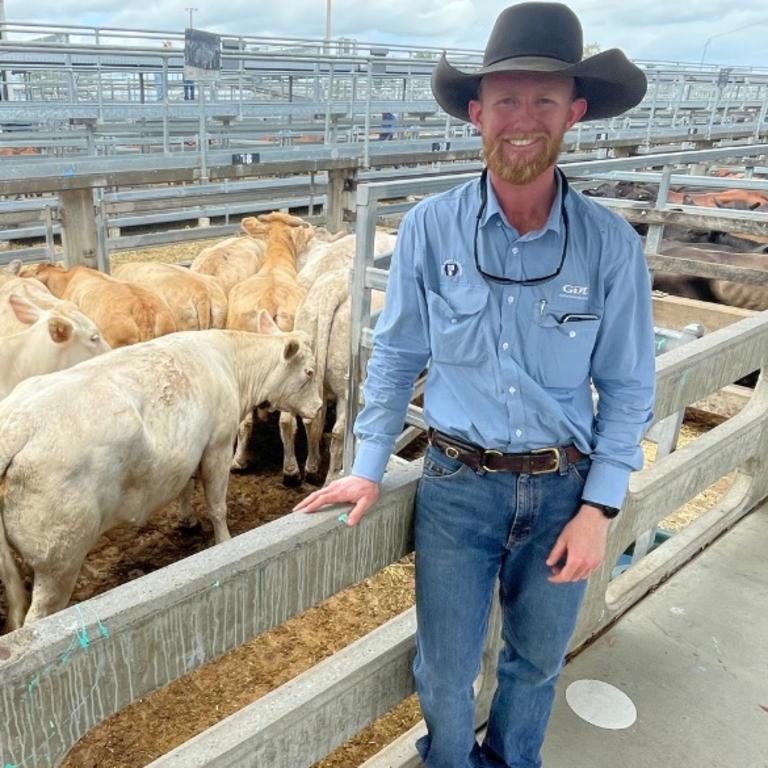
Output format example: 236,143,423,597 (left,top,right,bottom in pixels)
9,293,111,364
